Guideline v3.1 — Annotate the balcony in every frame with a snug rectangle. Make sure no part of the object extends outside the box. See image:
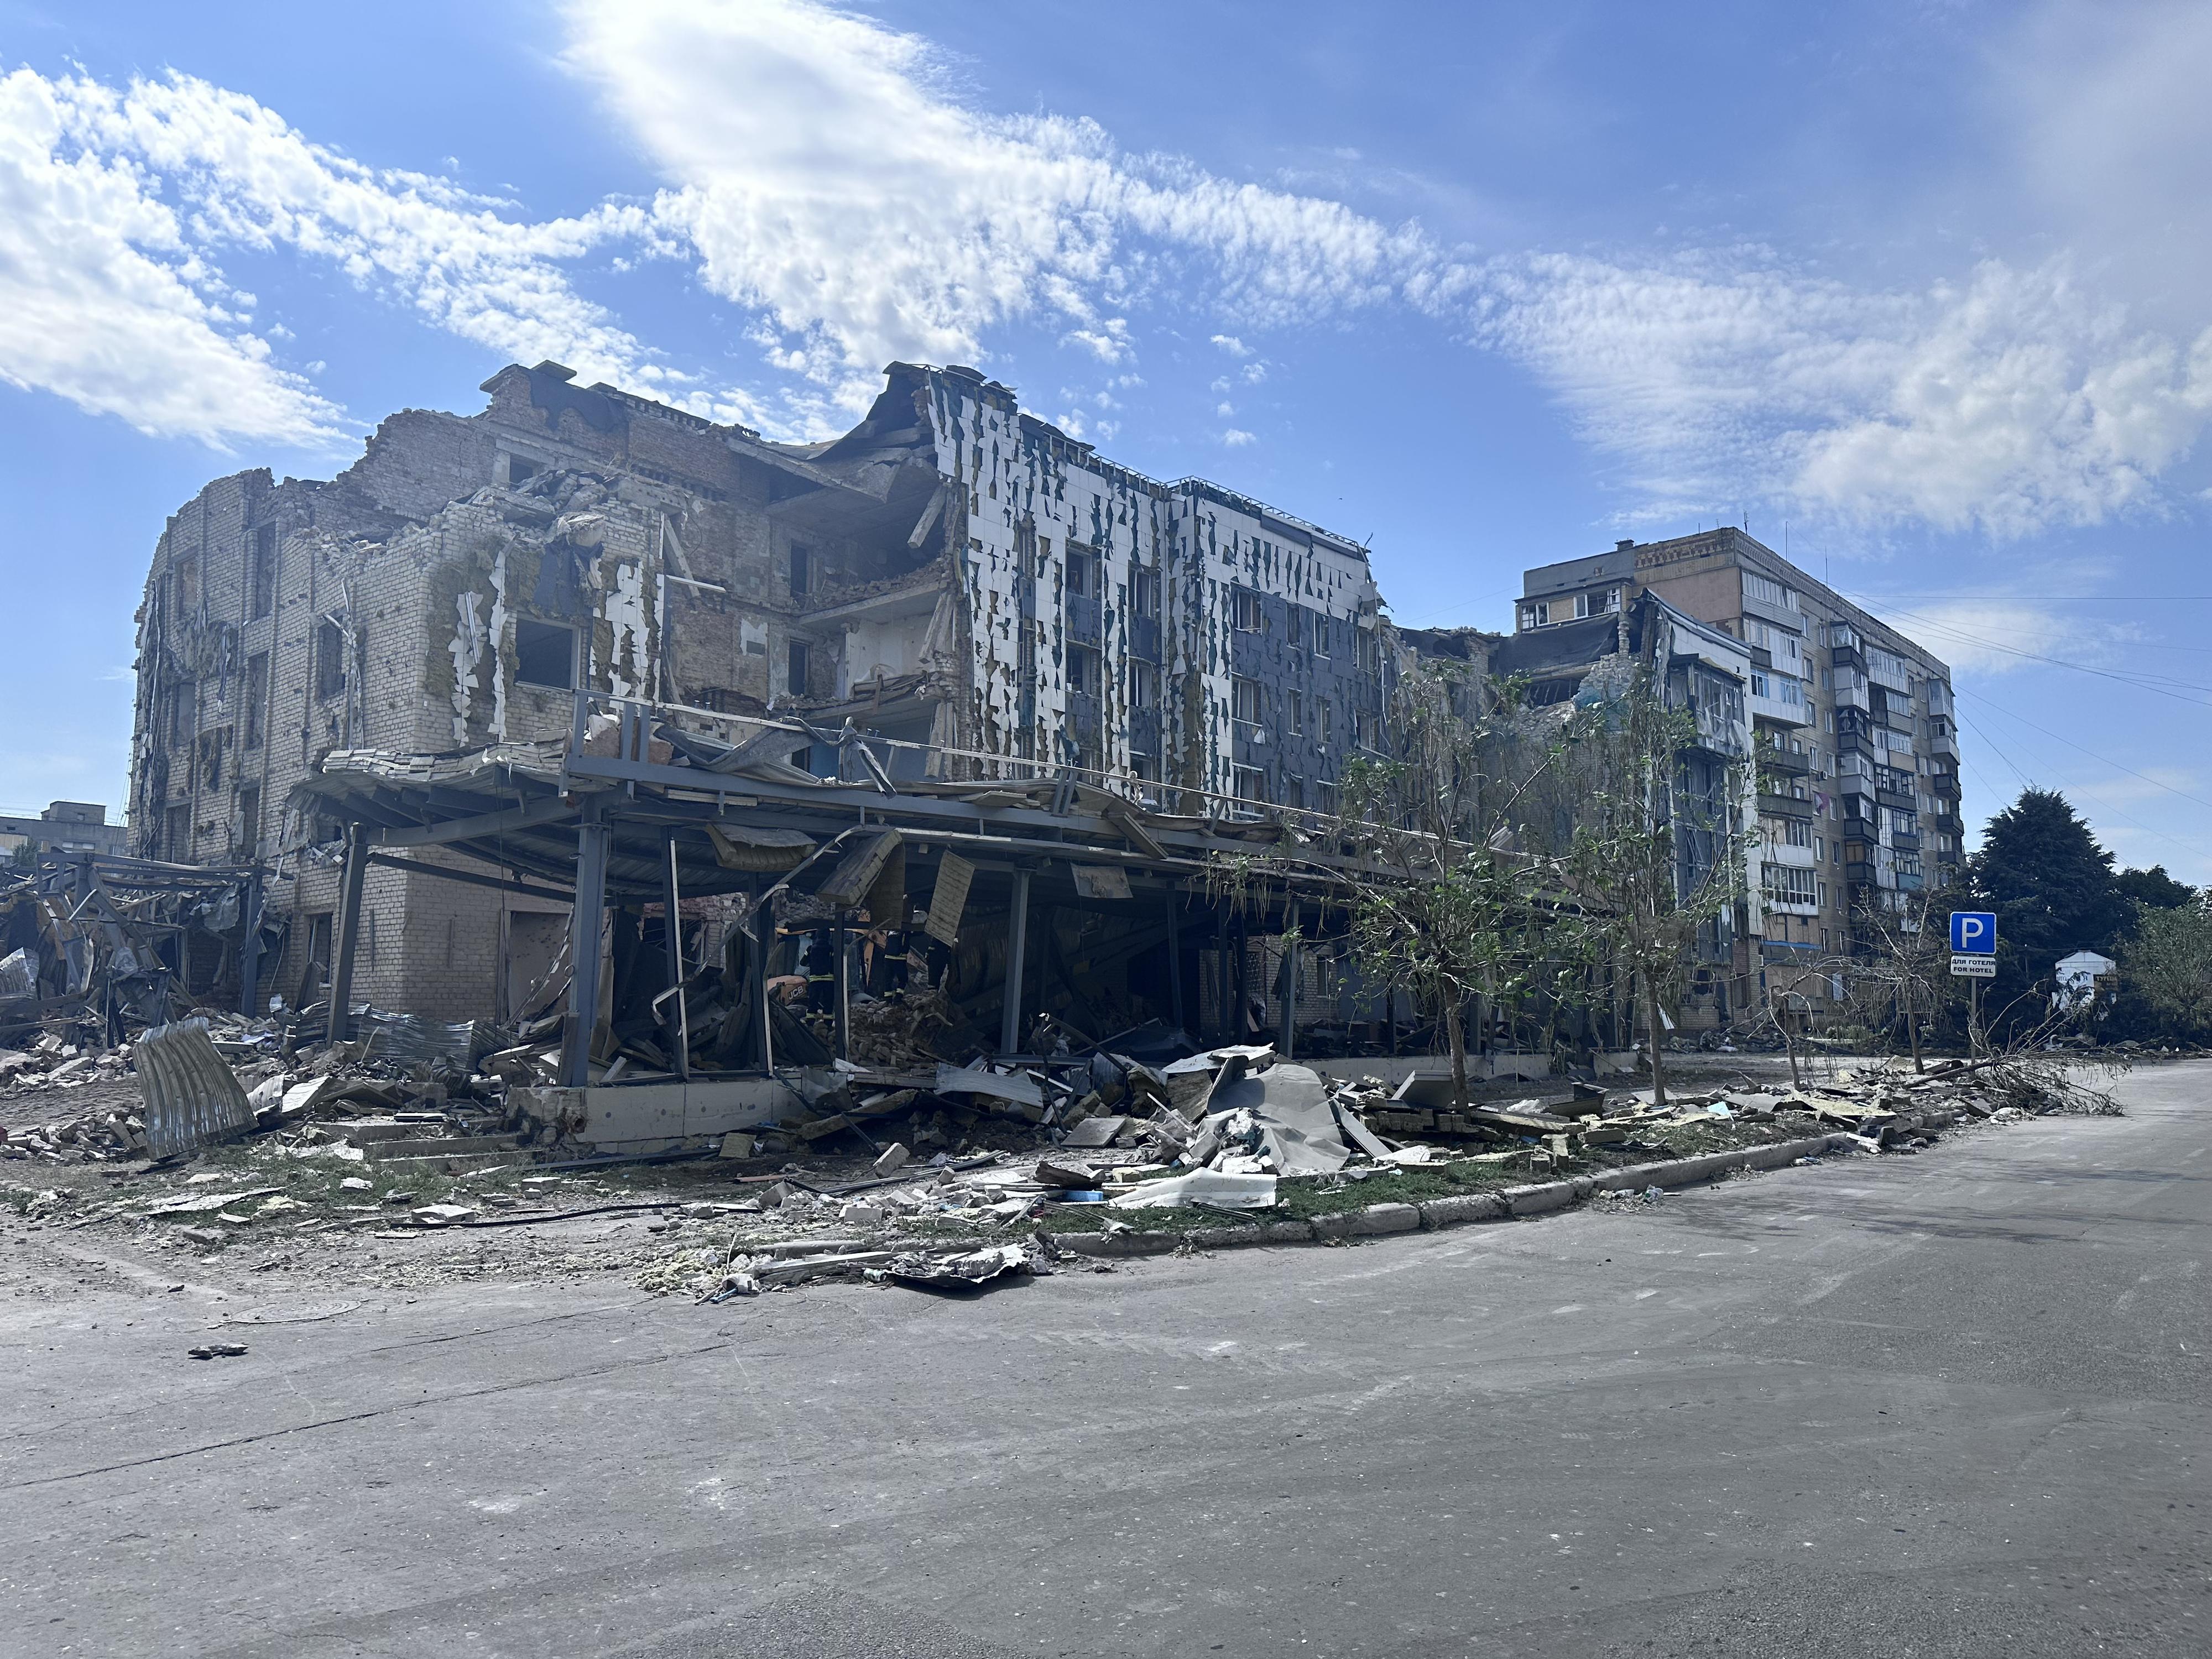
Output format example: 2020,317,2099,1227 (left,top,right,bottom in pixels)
1759,791,1816,819
1757,745,1812,776
1890,829,1921,852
